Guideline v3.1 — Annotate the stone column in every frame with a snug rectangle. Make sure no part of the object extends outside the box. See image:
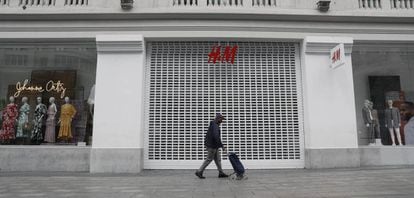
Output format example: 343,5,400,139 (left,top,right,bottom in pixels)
302,36,360,168
90,35,145,173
